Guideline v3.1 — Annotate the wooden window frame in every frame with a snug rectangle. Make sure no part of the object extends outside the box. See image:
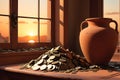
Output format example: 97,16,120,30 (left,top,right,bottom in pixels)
0,0,55,49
